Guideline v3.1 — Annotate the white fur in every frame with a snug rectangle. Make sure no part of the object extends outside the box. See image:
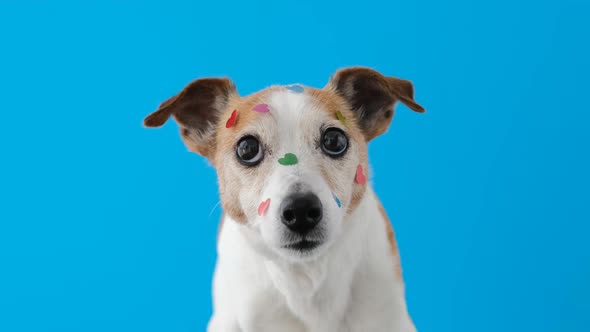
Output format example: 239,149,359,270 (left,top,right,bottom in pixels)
208,189,415,331
208,90,416,331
